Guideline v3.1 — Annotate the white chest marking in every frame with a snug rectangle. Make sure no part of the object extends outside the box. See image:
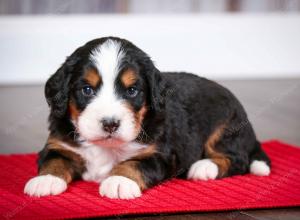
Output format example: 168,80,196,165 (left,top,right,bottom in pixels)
61,142,148,182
